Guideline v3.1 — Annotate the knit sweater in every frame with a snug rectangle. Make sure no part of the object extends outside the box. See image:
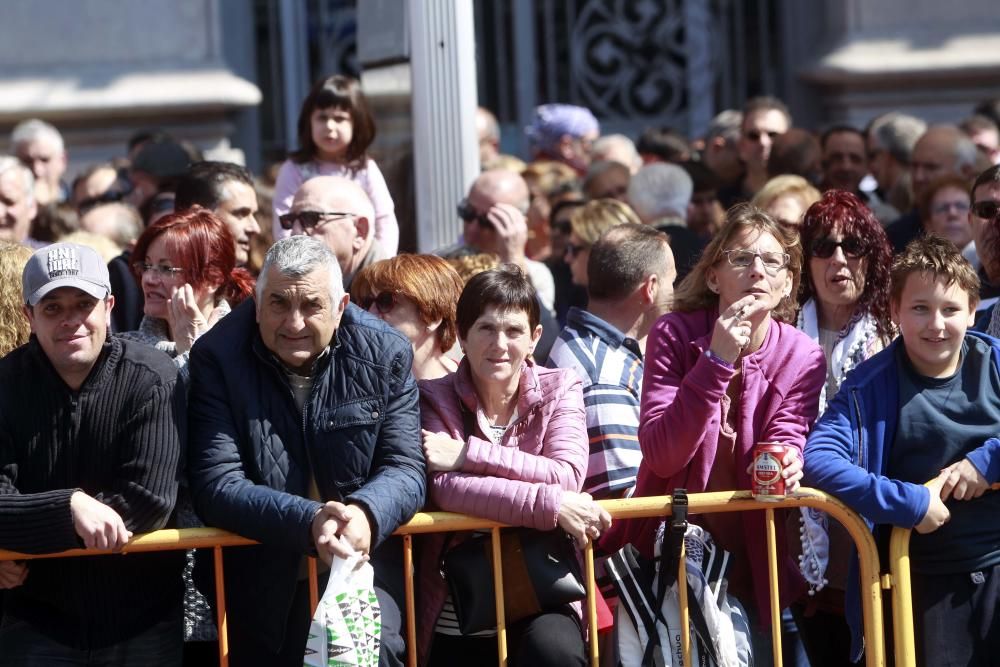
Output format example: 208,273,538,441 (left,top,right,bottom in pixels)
0,335,185,649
